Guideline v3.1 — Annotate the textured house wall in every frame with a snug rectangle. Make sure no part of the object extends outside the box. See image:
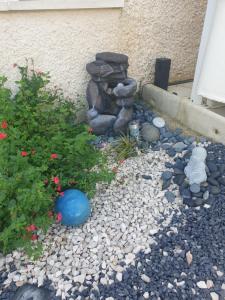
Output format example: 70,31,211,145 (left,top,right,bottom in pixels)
120,0,207,85
0,0,207,101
